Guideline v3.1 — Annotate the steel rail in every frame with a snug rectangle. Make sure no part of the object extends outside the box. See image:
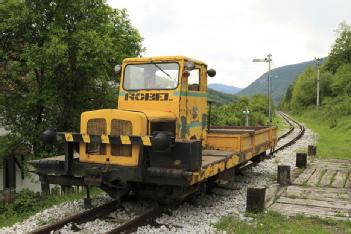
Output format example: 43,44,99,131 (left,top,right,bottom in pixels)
277,111,295,141
272,112,305,154
29,200,120,234
104,205,166,234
